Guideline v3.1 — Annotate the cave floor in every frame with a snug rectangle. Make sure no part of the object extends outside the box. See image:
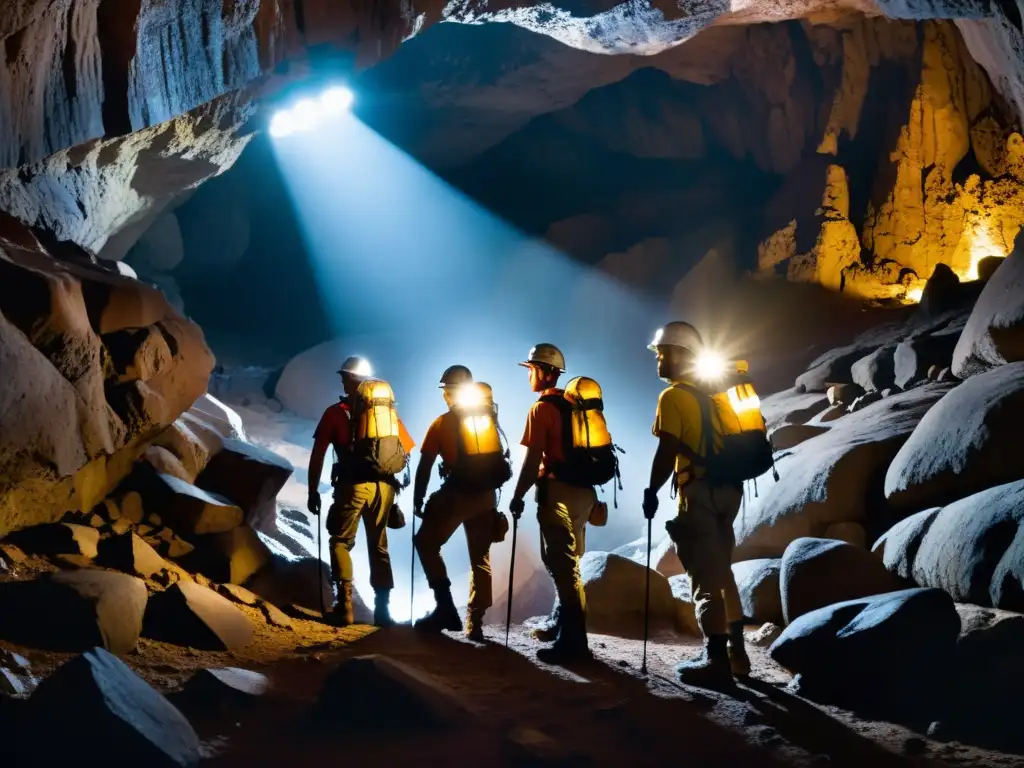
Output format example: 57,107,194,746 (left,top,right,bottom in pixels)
6,616,1016,768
